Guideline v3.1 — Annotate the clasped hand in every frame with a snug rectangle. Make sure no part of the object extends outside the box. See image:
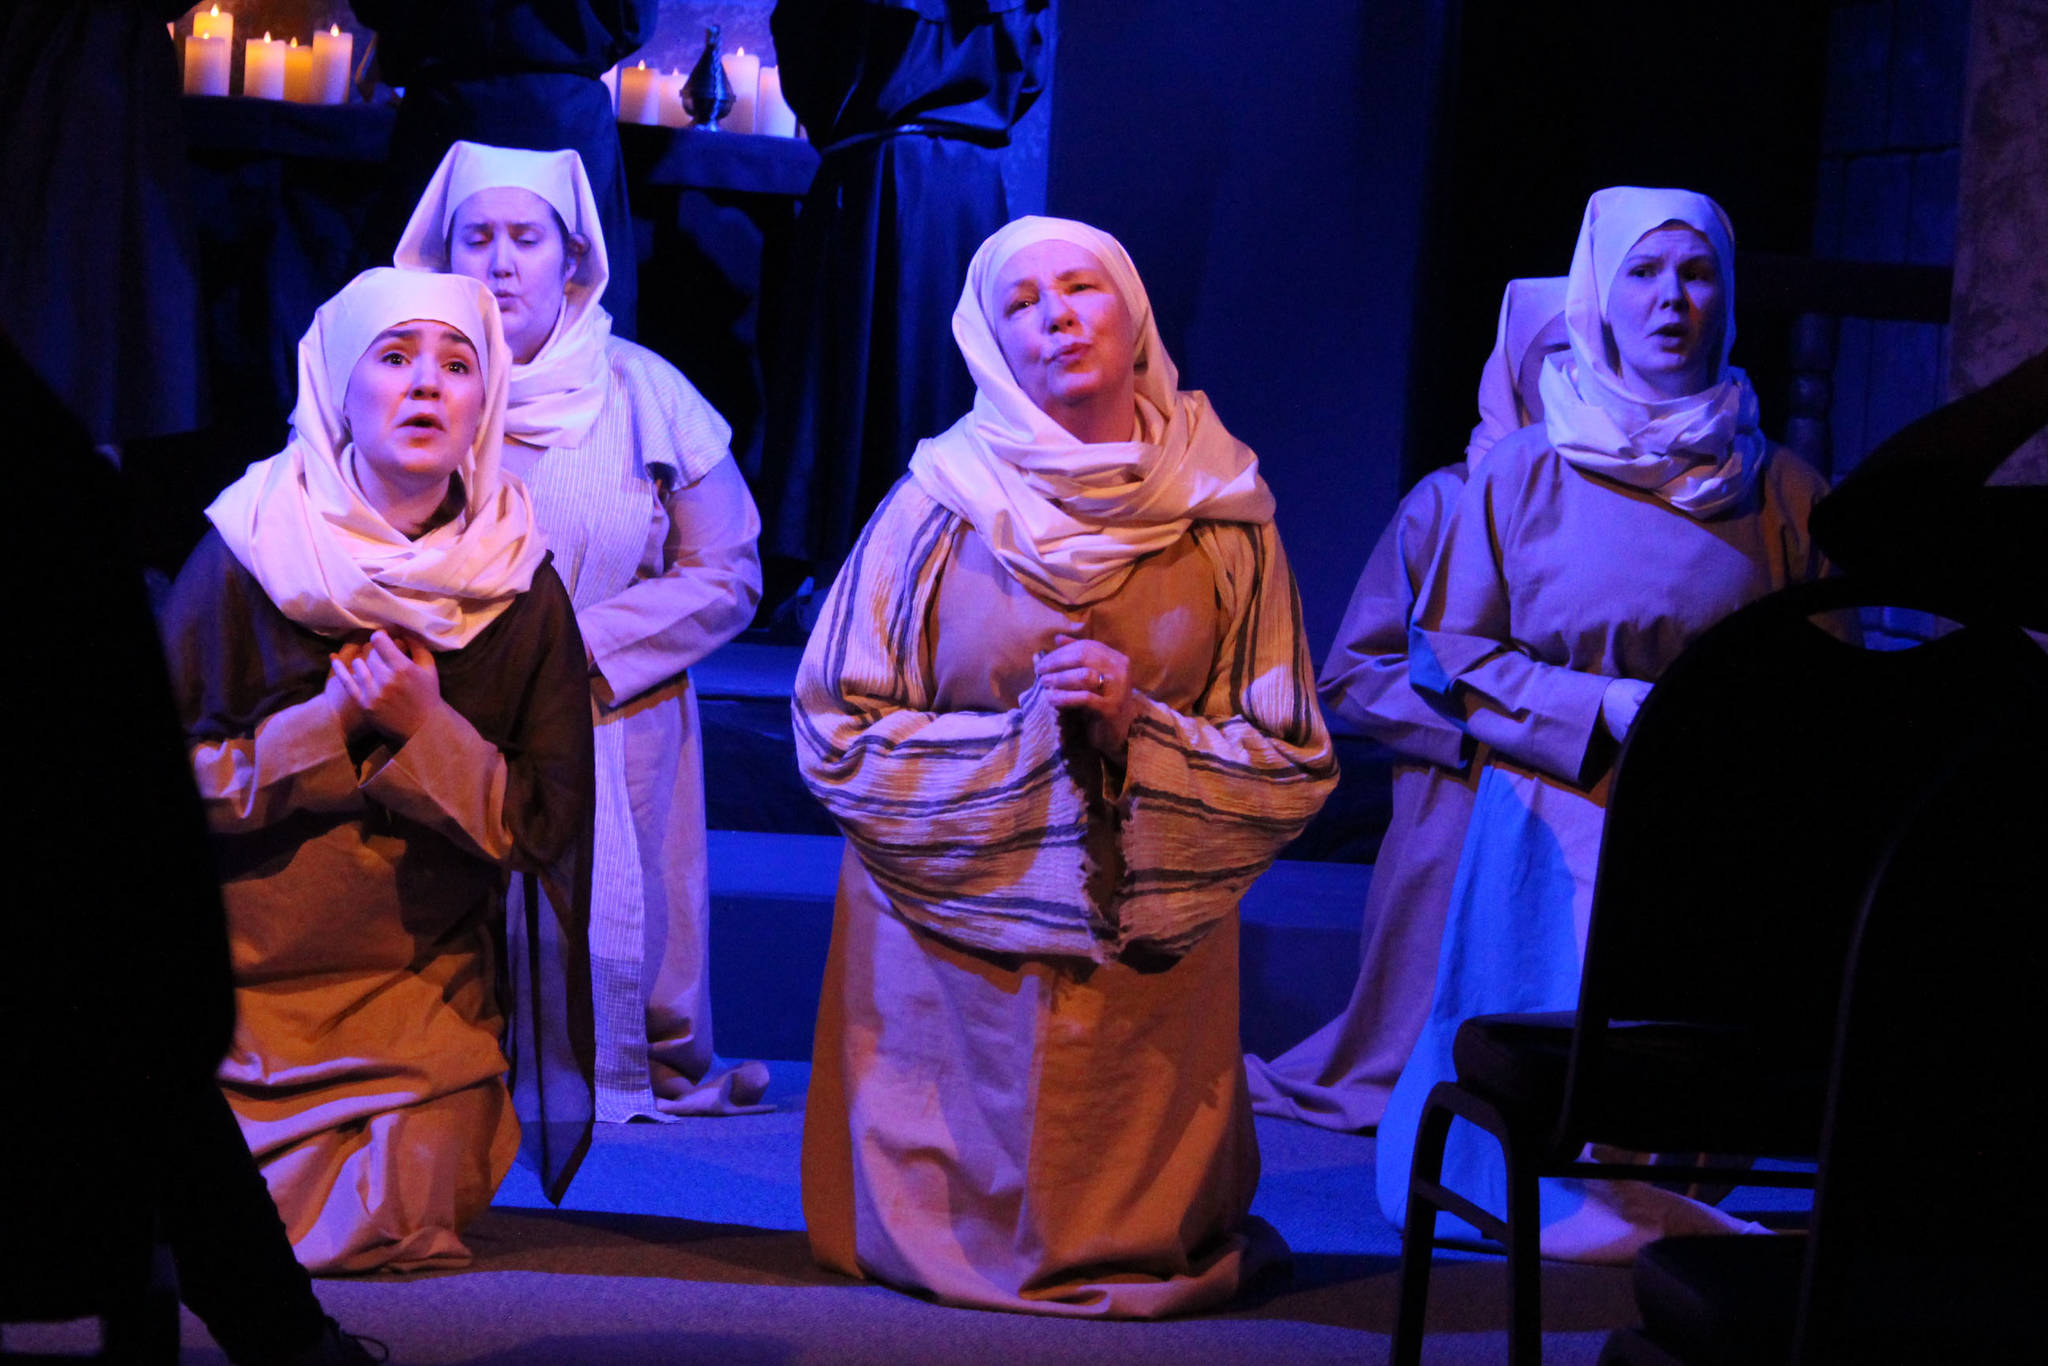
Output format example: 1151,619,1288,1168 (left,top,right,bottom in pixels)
322,629,445,742
1034,632,1141,757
